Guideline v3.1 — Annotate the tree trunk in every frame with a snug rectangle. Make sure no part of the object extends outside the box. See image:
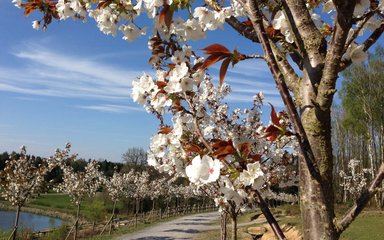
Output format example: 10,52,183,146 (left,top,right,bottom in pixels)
74,203,80,240
220,211,228,240
300,109,338,239
10,205,21,240
109,200,117,235
230,214,237,240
